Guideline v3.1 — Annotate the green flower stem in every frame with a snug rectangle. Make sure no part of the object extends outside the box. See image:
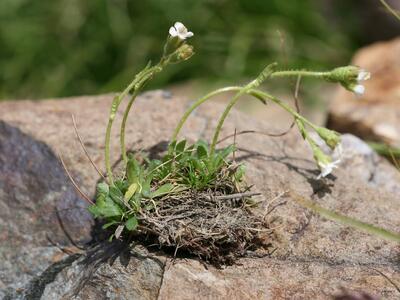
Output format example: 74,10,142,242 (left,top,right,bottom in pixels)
252,90,318,130
120,89,140,165
173,87,239,141
270,70,328,79
209,63,277,156
171,86,268,142
105,76,144,185
292,192,400,243
379,0,400,22
209,89,249,157
120,66,164,165
368,142,400,158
